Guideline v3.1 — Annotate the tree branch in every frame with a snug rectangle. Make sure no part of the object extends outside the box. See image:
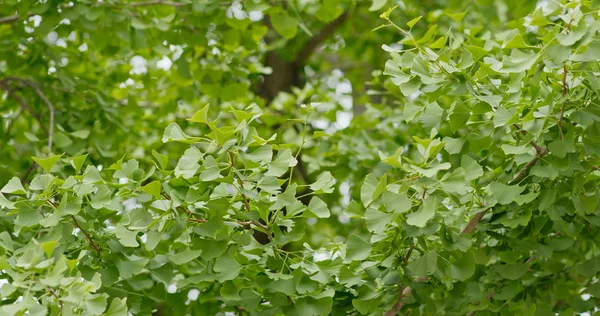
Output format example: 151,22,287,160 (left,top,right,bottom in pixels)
1,77,55,151
294,11,349,66
509,146,548,185
384,286,411,316
558,65,567,140
462,208,491,234
21,163,37,184
0,81,48,135
466,291,495,316
509,124,548,185
0,14,20,25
